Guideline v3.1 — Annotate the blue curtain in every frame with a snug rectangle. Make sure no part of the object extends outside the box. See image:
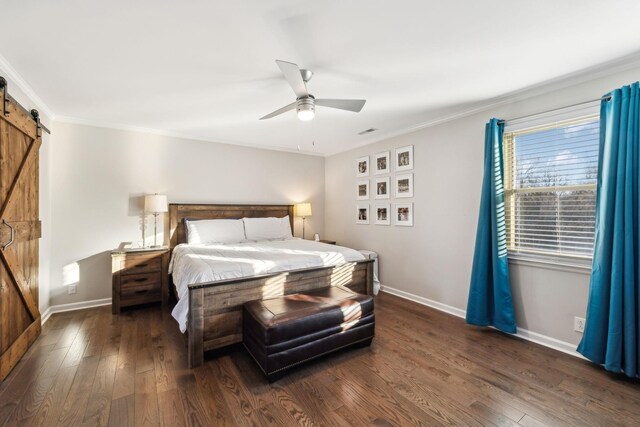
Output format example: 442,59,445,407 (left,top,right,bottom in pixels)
466,118,517,334
577,82,640,378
